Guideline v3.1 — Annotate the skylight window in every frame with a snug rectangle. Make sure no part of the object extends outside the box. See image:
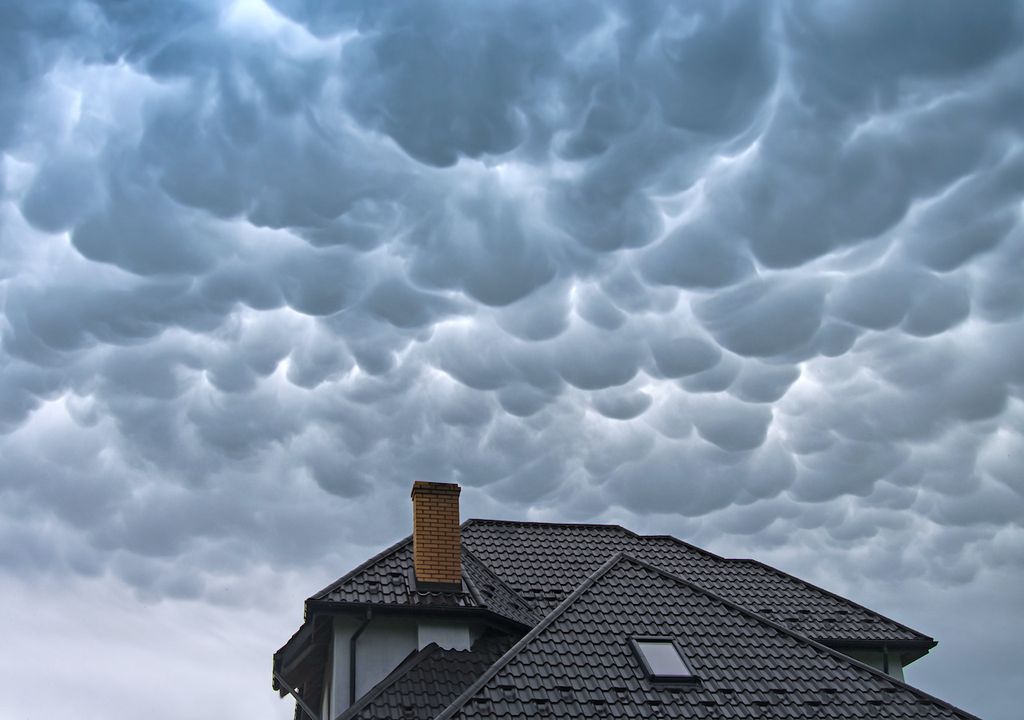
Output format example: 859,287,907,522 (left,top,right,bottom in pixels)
630,638,699,684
